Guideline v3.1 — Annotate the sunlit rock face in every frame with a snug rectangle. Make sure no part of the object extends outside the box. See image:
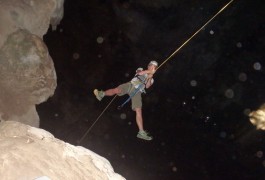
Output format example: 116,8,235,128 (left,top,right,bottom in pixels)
0,121,125,180
249,104,265,130
0,29,56,127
